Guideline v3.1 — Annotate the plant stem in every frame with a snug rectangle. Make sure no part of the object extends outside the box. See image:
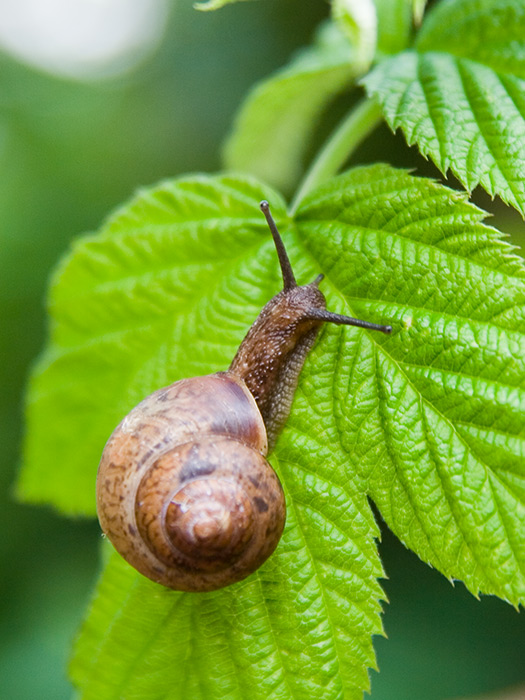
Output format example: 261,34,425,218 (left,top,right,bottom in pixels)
290,97,382,214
